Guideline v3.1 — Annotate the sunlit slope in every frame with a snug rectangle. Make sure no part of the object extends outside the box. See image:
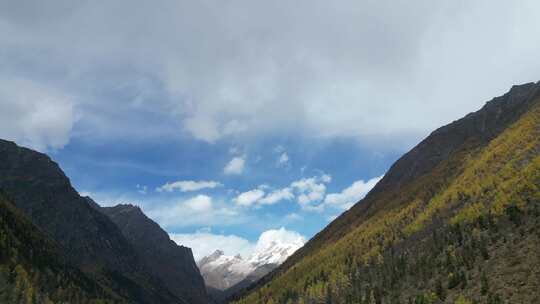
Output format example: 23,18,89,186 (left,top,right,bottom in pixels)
233,82,540,303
